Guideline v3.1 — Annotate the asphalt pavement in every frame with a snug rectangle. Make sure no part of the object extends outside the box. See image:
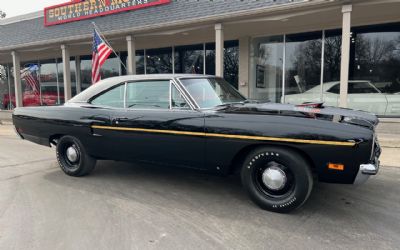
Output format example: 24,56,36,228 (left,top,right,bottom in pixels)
0,124,399,250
